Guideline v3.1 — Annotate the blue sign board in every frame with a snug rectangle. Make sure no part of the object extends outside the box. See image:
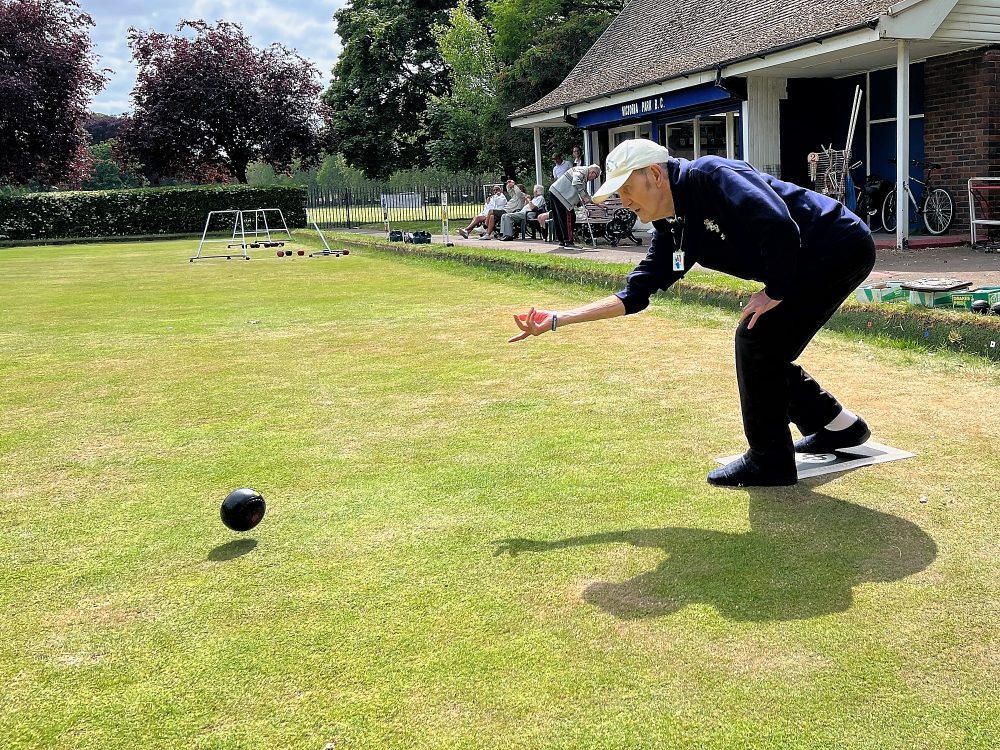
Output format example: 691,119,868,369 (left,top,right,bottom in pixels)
575,83,741,129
